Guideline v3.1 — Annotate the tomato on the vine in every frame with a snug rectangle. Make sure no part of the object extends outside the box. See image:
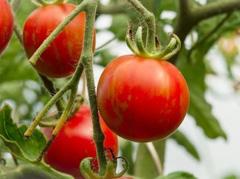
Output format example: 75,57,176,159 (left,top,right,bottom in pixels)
97,55,189,142
23,3,95,78
0,0,14,54
44,105,118,179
